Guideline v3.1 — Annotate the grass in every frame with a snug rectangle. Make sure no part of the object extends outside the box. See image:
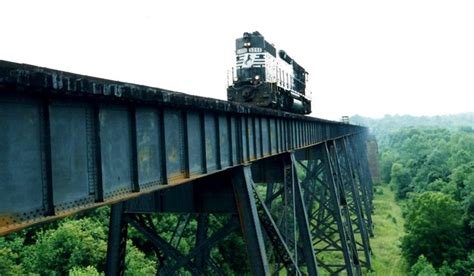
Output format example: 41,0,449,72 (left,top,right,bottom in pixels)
367,185,409,275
